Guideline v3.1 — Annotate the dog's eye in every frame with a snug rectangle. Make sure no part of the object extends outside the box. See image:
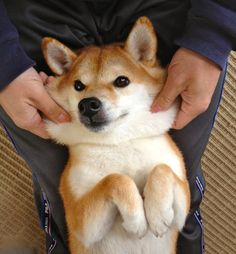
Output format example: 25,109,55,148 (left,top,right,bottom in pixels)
113,76,130,88
74,80,86,91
